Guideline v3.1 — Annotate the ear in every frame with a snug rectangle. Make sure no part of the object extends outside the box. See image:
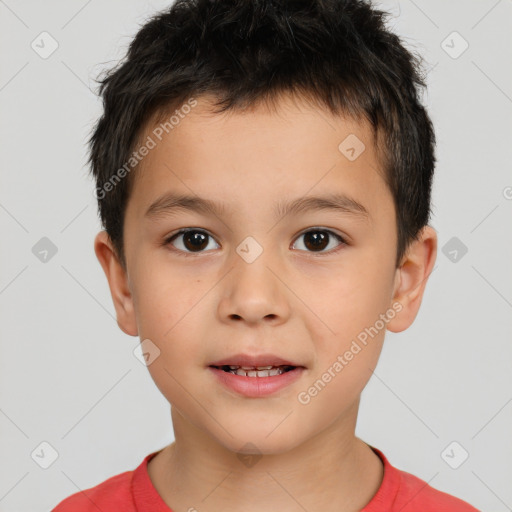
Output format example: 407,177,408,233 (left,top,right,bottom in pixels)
386,225,437,333
94,231,138,336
